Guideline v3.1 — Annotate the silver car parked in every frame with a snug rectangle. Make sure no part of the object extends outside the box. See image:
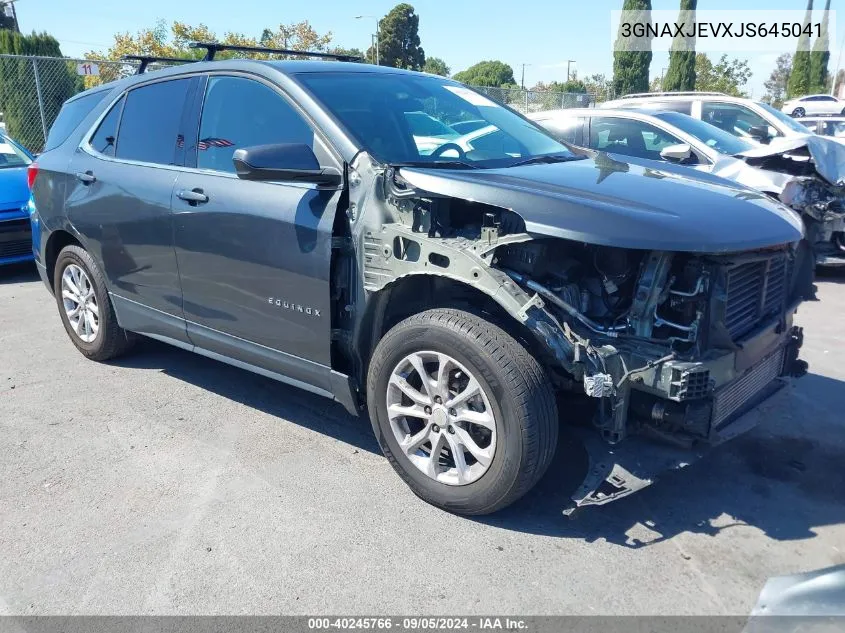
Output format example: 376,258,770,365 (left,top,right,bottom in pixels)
530,107,845,266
